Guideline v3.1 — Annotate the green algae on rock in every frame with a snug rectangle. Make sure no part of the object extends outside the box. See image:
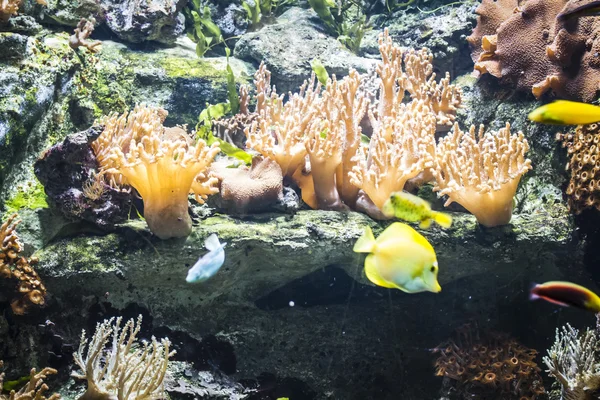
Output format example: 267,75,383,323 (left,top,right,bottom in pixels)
31,207,582,398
